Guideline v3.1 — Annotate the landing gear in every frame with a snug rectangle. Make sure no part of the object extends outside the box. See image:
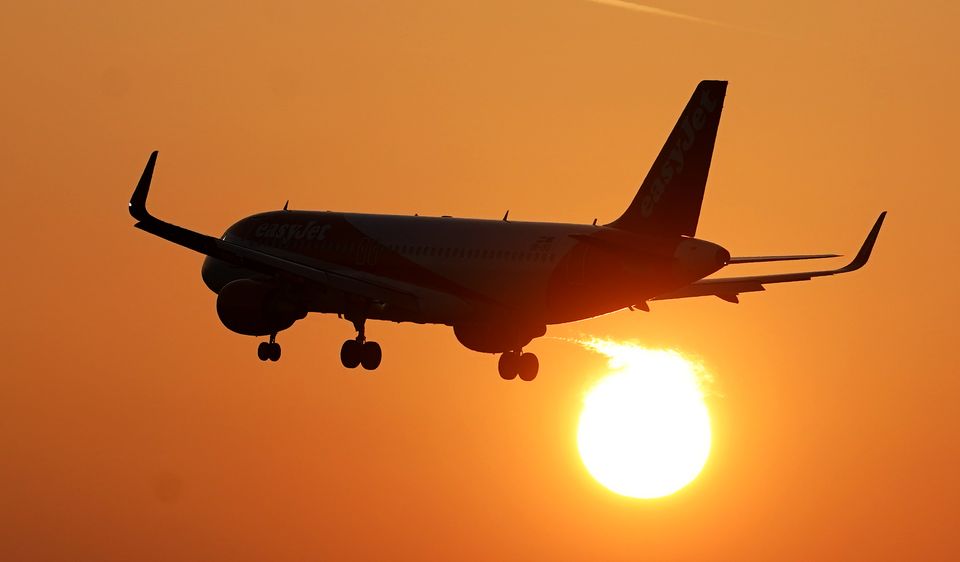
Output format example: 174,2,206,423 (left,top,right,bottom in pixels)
257,334,281,362
498,350,538,381
498,351,519,380
518,353,539,381
340,339,362,368
340,315,382,370
359,341,382,370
